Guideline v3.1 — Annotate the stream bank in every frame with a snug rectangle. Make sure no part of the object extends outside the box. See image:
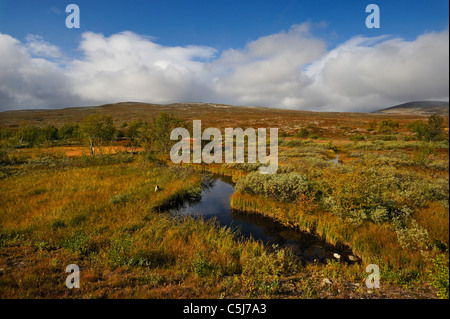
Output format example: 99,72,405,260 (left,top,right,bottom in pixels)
170,173,359,265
